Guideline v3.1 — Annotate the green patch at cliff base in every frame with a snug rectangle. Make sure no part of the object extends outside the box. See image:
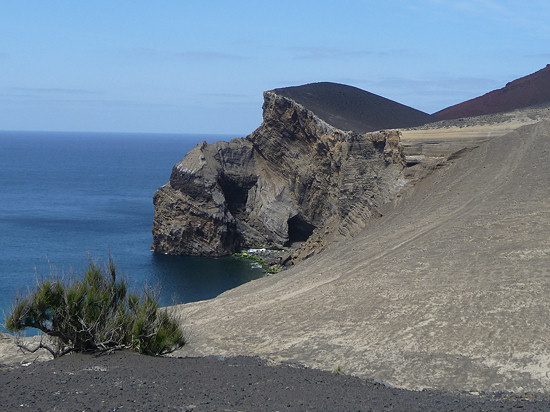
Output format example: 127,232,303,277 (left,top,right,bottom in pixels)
232,250,283,274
